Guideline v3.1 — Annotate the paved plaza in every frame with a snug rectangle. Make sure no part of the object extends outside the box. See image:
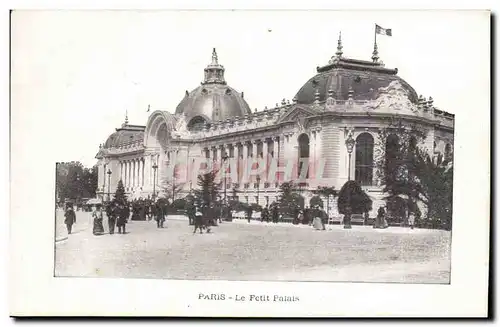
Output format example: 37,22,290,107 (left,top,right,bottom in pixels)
54,213,451,284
